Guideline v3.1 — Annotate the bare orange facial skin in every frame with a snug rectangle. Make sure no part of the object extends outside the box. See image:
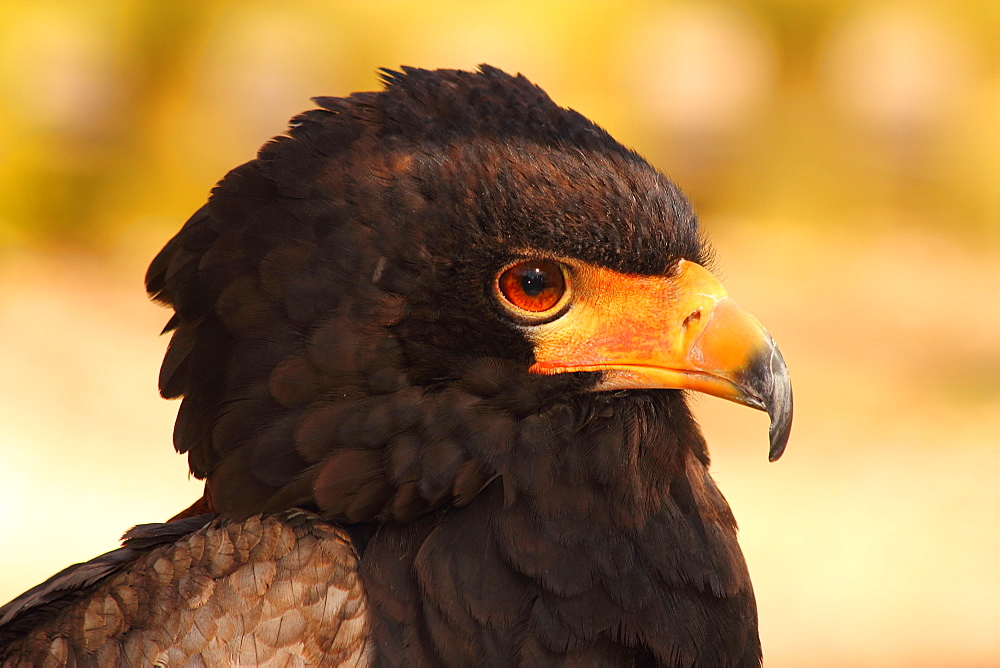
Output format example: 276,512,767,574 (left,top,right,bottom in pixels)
527,260,724,379
516,258,792,459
